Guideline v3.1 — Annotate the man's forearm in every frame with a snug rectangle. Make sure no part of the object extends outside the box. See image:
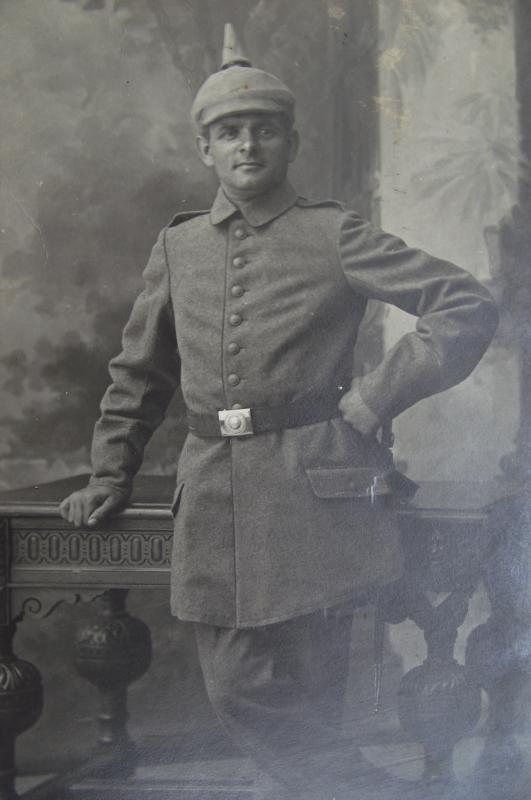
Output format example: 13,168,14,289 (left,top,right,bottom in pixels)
90,230,180,494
